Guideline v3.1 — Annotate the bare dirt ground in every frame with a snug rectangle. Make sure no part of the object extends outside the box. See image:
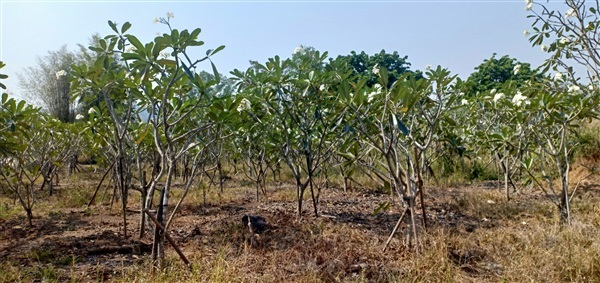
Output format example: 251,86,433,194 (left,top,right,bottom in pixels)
1,161,600,282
